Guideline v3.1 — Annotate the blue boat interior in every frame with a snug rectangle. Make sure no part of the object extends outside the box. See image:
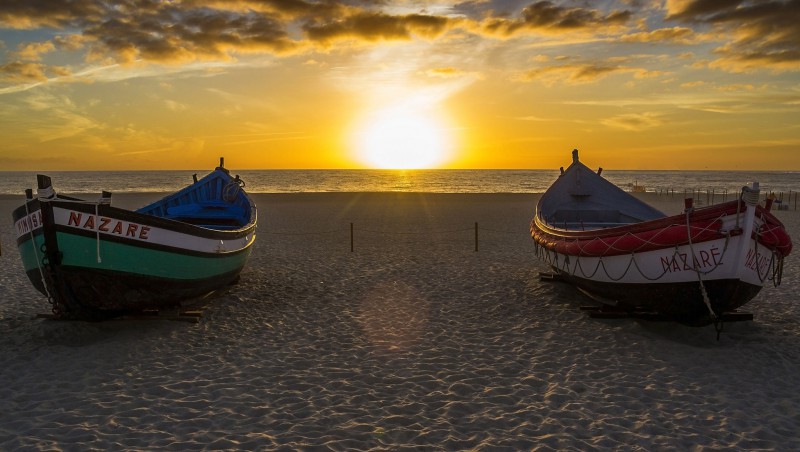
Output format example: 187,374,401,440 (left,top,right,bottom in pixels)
136,166,253,230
